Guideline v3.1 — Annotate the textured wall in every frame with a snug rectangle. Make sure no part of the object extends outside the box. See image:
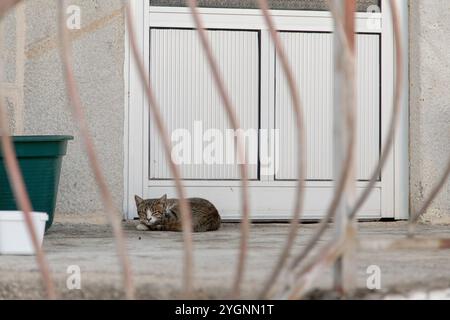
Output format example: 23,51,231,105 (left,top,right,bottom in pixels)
5,0,125,214
1,7,22,135
2,11,17,84
410,0,450,220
